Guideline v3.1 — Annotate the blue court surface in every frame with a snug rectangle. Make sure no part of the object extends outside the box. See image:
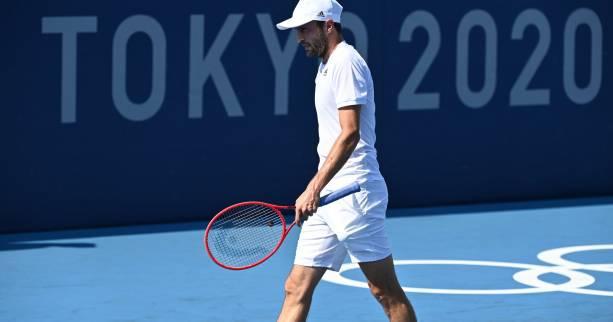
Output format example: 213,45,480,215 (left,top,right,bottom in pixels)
2,199,612,322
